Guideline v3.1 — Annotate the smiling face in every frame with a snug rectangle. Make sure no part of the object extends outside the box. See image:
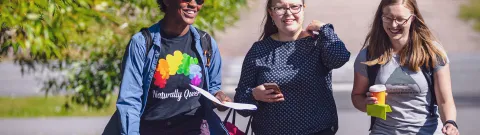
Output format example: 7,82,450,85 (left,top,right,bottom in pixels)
164,0,204,25
382,3,414,43
268,0,304,35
